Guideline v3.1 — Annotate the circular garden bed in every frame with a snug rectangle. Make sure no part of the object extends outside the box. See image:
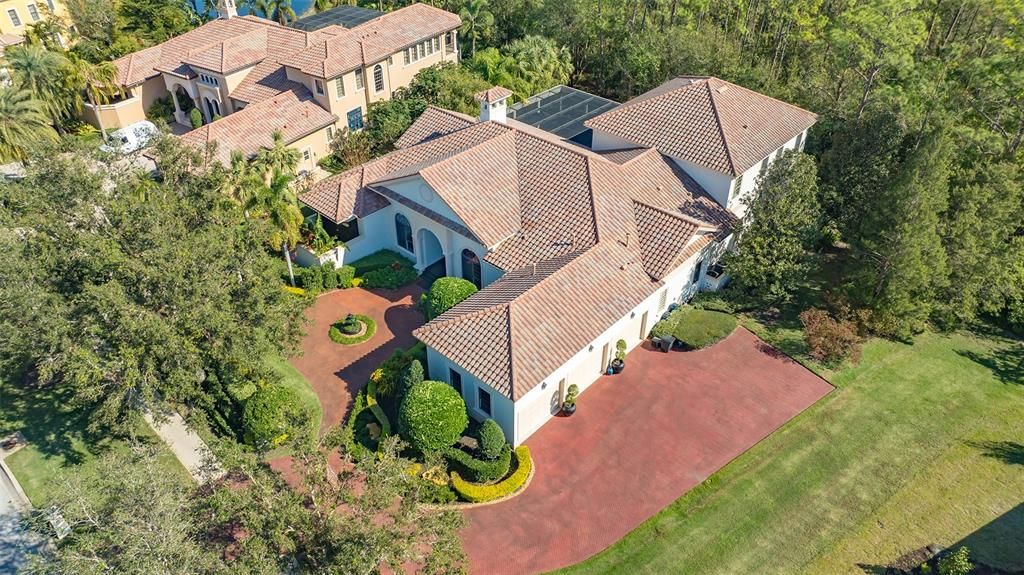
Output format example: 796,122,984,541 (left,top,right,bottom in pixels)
328,314,376,345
